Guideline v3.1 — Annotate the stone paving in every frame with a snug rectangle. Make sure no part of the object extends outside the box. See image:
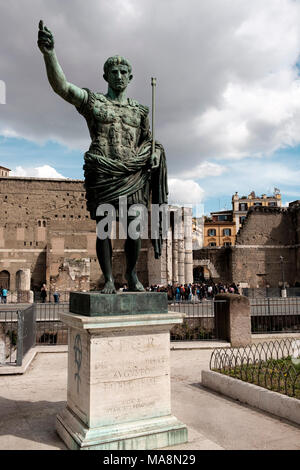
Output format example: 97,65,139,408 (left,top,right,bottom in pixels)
1,348,300,450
